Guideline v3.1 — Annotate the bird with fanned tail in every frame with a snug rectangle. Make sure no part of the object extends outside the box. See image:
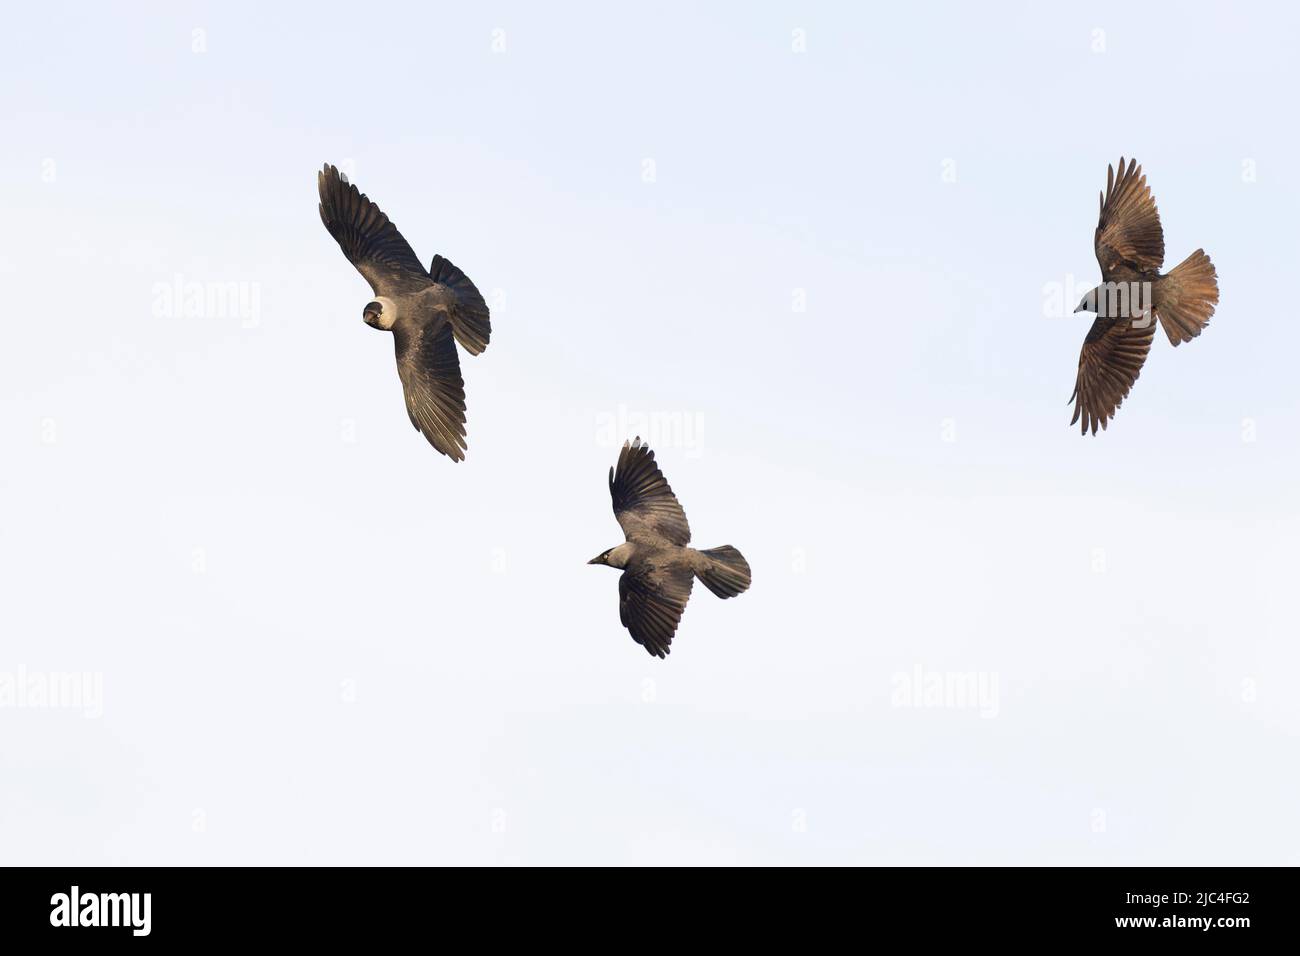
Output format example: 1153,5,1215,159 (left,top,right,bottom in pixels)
1068,157,1220,435
317,163,491,460
588,438,751,658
